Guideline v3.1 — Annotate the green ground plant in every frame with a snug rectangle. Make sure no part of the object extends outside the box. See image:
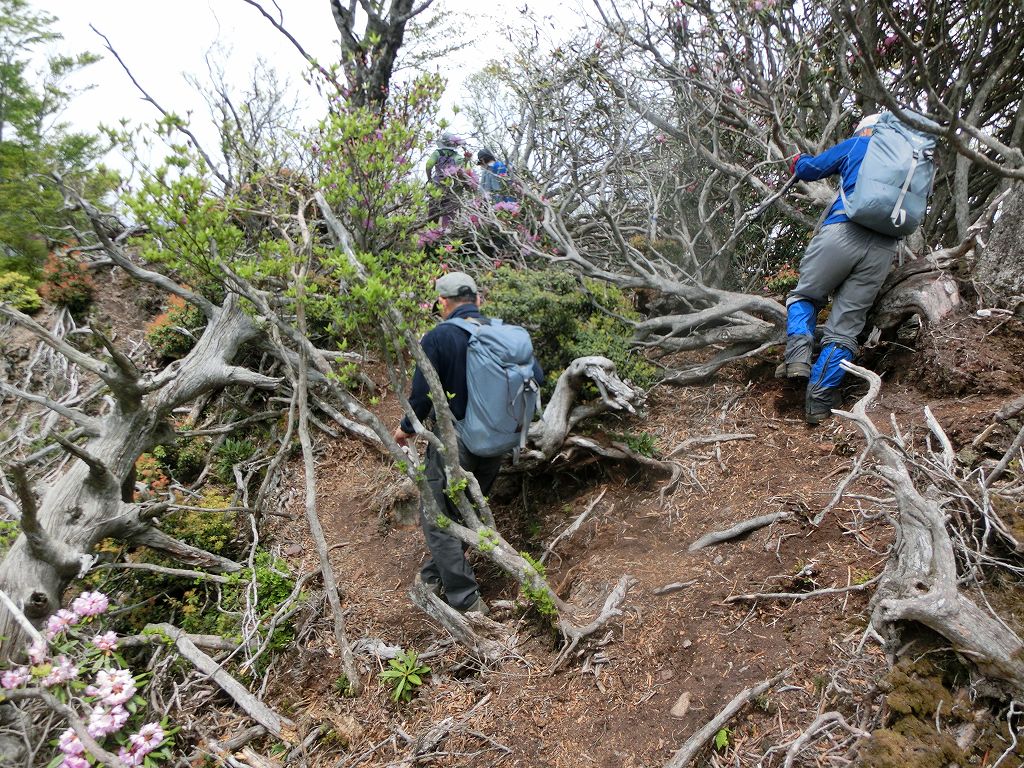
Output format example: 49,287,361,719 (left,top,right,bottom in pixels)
378,649,430,702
